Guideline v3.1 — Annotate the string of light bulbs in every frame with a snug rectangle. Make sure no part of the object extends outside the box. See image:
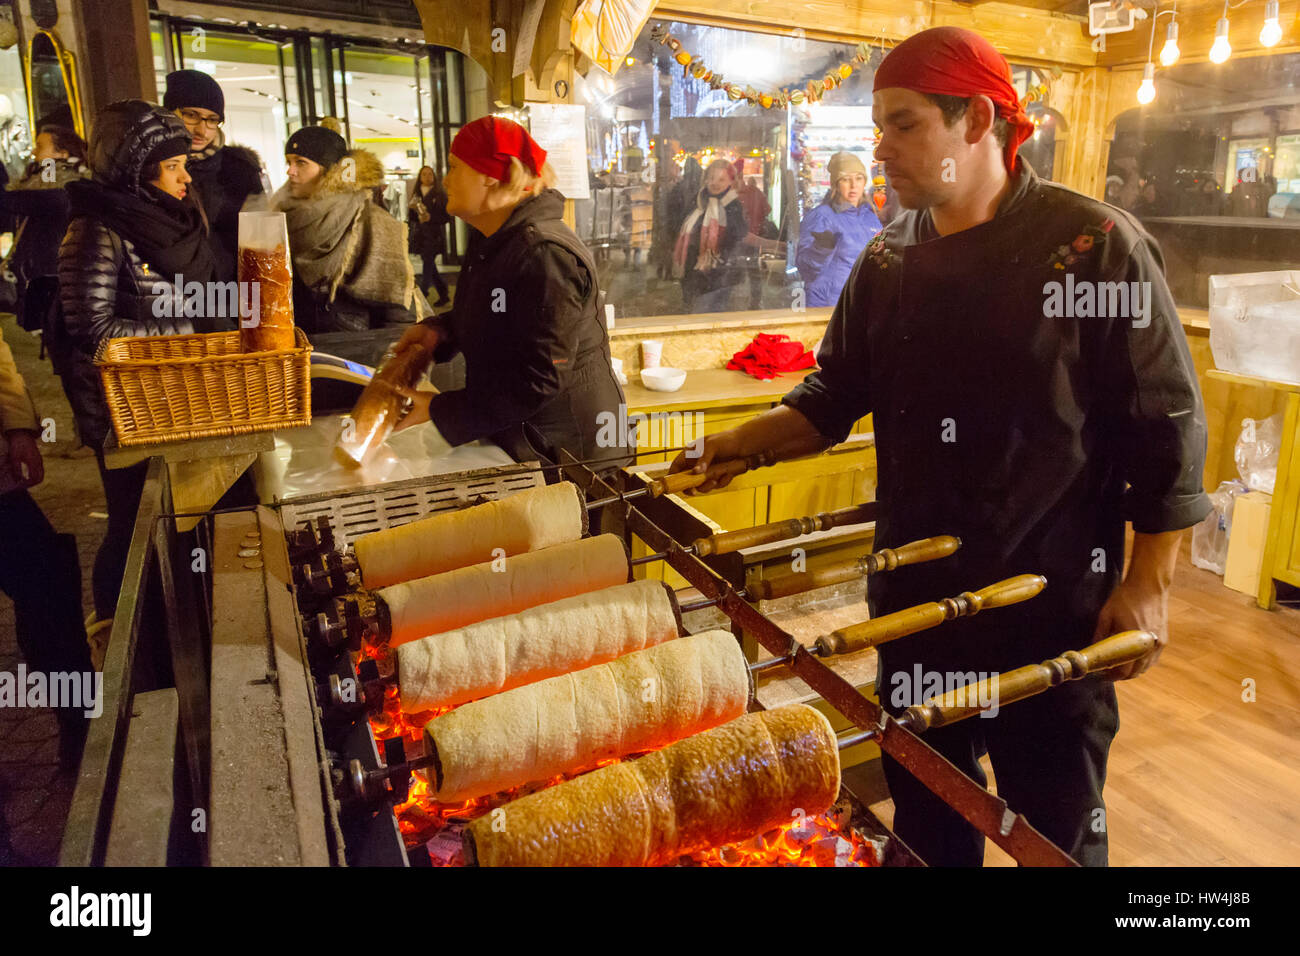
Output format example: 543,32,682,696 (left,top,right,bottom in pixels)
1138,0,1287,106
